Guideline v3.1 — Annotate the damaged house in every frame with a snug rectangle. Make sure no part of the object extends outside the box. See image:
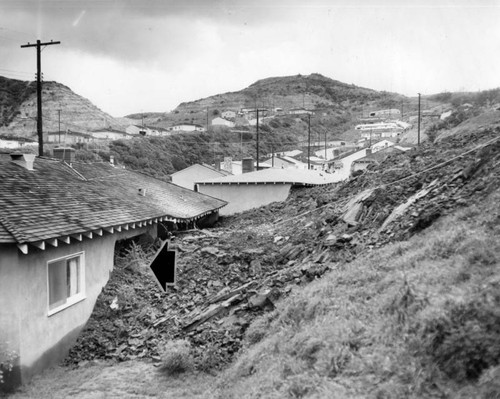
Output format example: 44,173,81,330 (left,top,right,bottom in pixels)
0,152,226,391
